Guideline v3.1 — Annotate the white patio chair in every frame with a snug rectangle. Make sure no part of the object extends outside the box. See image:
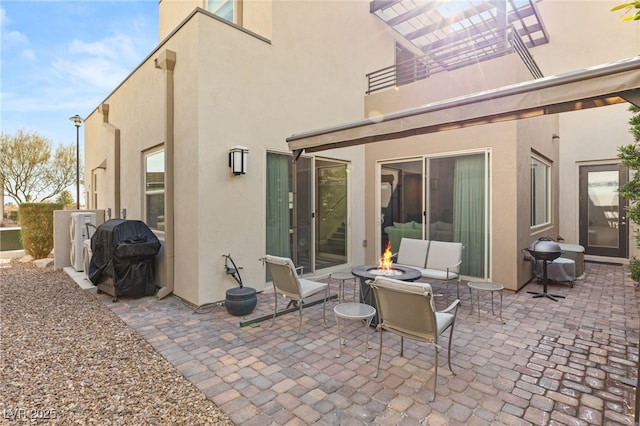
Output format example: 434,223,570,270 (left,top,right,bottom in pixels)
370,276,460,401
264,255,329,339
